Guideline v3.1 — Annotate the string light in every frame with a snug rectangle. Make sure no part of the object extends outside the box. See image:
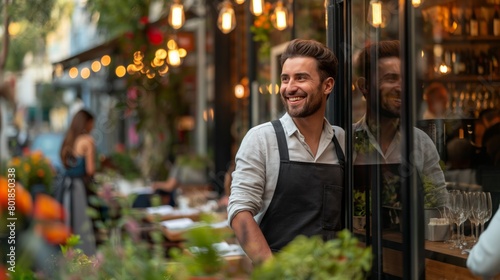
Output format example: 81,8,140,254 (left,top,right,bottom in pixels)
218,0,236,34
235,84,245,98
412,0,422,8
169,0,185,29
250,0,264,16
369,1,382,28
271,1,289,31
